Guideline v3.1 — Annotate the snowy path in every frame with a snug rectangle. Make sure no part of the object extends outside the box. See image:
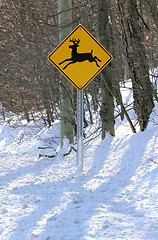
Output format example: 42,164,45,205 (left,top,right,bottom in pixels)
0,124,158,240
